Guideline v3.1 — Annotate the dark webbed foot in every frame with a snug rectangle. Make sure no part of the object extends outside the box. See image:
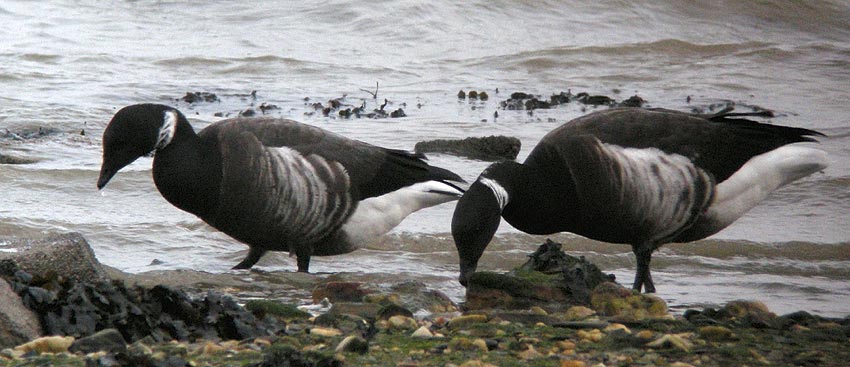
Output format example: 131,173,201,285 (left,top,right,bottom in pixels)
232,247,265,270
632,245,656,293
